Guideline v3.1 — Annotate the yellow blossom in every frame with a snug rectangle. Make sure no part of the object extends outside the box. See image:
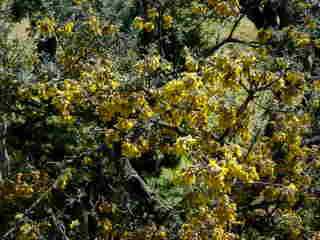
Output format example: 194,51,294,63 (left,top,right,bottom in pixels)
174,135,197,156
147,54,161,72
115,118,136,131
147,8,159,19
64,21,74,33
134,60,145,75
132,17,144,31
144,22,155,32
99,219,112,233
122,141,141,158
162,15,173,29
69,219,80,229
37,17,56,34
